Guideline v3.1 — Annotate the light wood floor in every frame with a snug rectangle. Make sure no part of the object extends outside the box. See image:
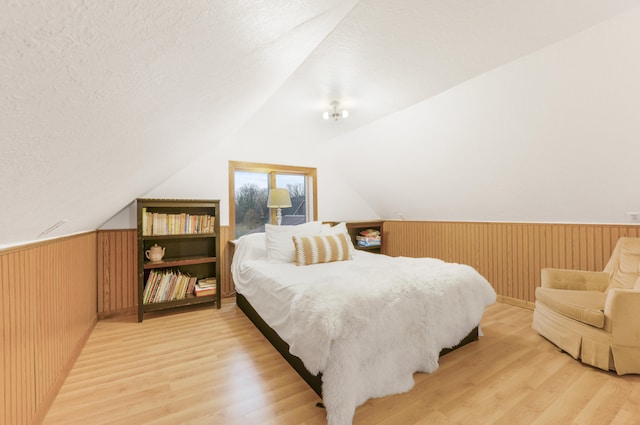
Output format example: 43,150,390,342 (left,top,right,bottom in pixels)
42,299,640,425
